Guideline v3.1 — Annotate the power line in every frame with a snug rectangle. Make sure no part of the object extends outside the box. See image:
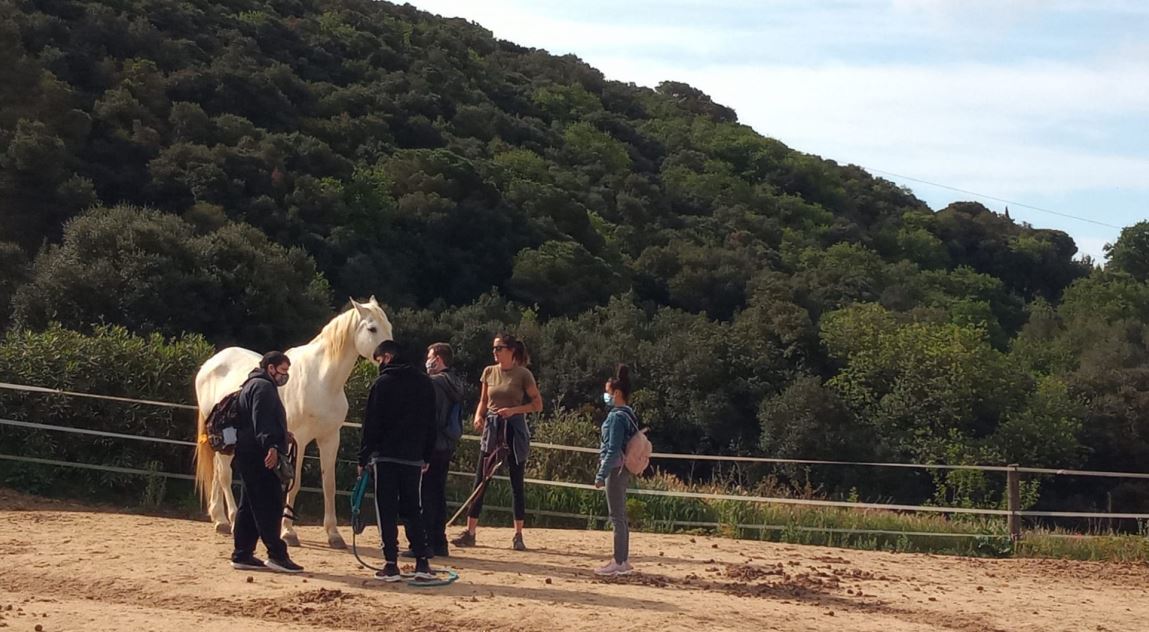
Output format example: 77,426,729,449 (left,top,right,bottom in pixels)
866,167,1123,230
